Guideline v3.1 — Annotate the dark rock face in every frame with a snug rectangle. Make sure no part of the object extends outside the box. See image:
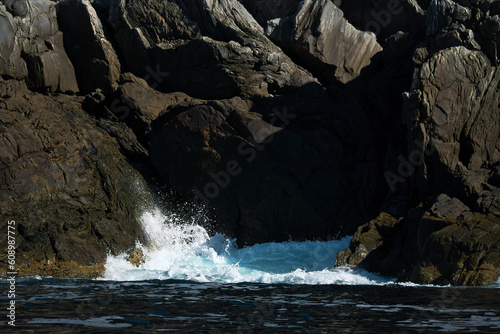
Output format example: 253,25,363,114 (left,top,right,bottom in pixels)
0,80,149,276
57,0,121,94
336,195,500,286
149,85,386,245
404,47,500,212
335,0,500,286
